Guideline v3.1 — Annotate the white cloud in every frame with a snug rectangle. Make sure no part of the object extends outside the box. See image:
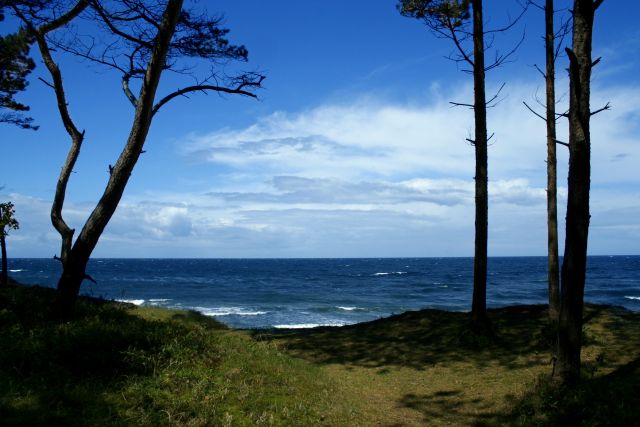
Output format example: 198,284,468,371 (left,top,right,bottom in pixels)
4,80,638,258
